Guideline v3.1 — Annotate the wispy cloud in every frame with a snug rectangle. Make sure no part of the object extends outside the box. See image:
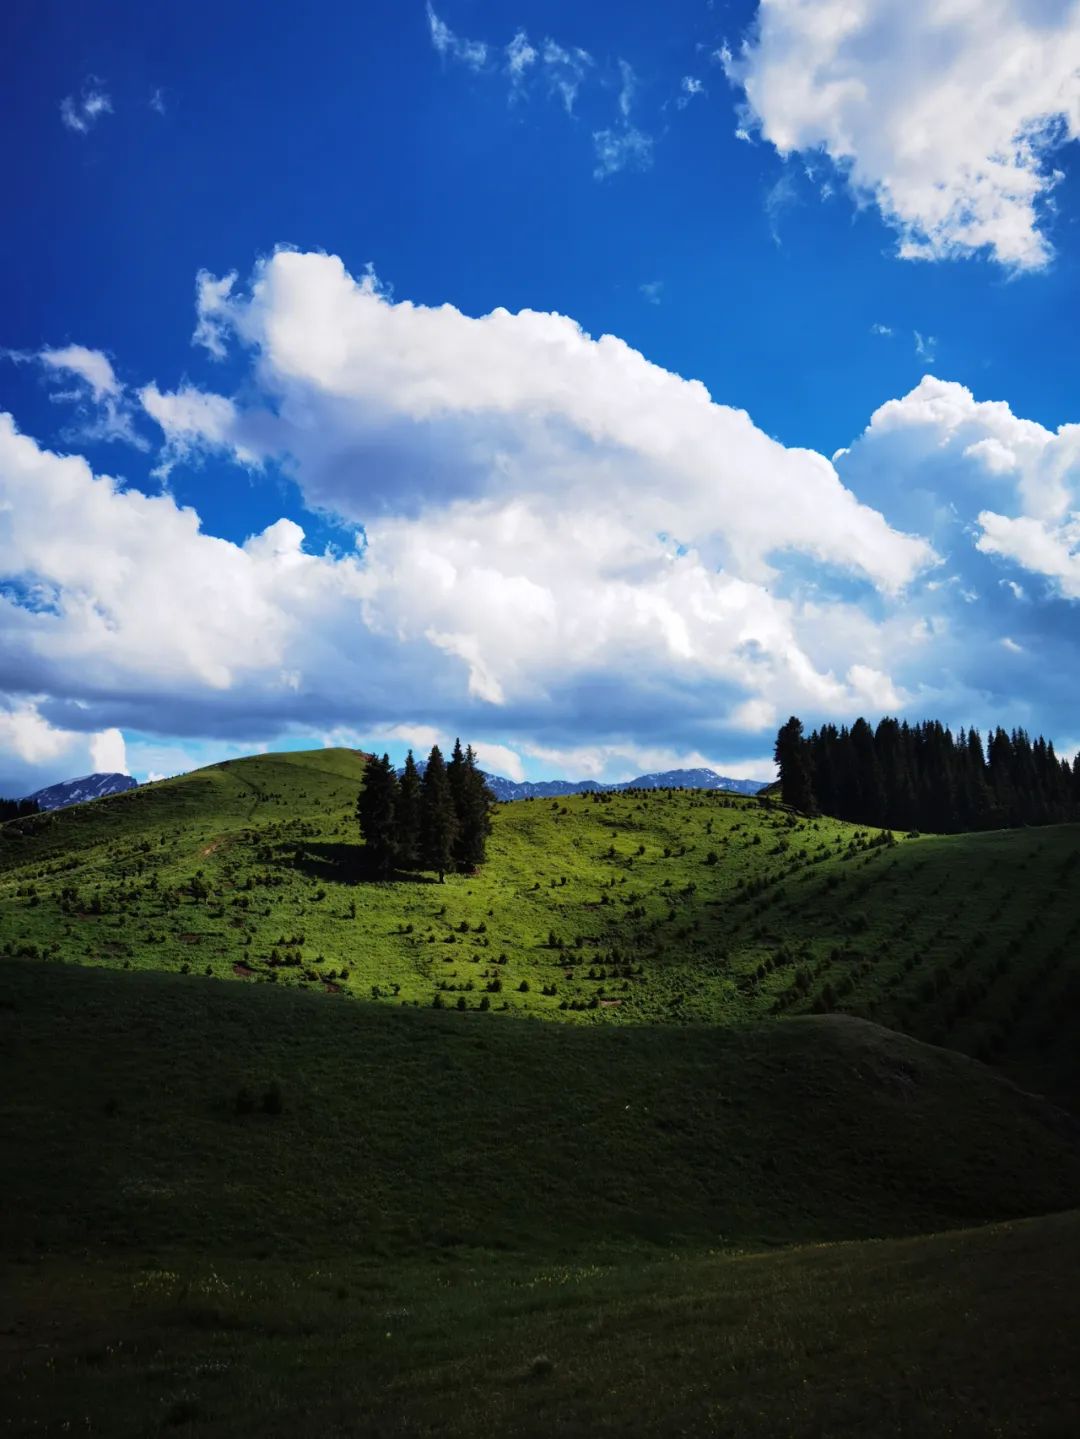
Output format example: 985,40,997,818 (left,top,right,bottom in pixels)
617,59,637,119
428,8,654,180
149,88,166,115
677,75,705,110
428,7,594,117
870,323,894,338
426,2,487,71
192,269,238,360
764,168,799,246
60,83,112,135
40,345,121,402
541,38,593,114
593,59,653,179
639,280,664,305
593,125,653,180
914,330,938,362
2,342,147,450
506,30,537,94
